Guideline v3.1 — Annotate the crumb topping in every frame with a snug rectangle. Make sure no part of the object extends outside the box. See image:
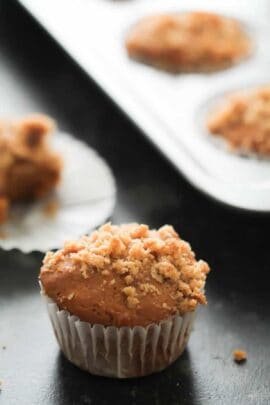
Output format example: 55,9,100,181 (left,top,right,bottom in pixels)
208,86,270,156
233,349,247,363
139,283,160,295
125,275,134,285
80,263,89,279
126,12,251,72
42,223,210,317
